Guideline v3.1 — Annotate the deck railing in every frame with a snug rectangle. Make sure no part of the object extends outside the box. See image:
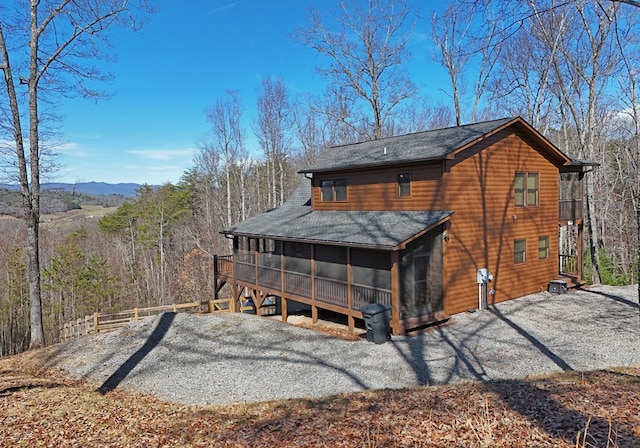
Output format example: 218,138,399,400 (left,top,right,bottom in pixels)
214,255,234,277
258,266,281,290
284,271,312,298
219,255,393,313
352,284,392,310
235,260,256,283
559,254,579,275
316,277,348,307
